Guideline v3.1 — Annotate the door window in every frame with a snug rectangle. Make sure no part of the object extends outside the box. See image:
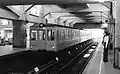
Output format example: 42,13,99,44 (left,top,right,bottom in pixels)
31,30,37,40
47,29,55,41
38,30,46,40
